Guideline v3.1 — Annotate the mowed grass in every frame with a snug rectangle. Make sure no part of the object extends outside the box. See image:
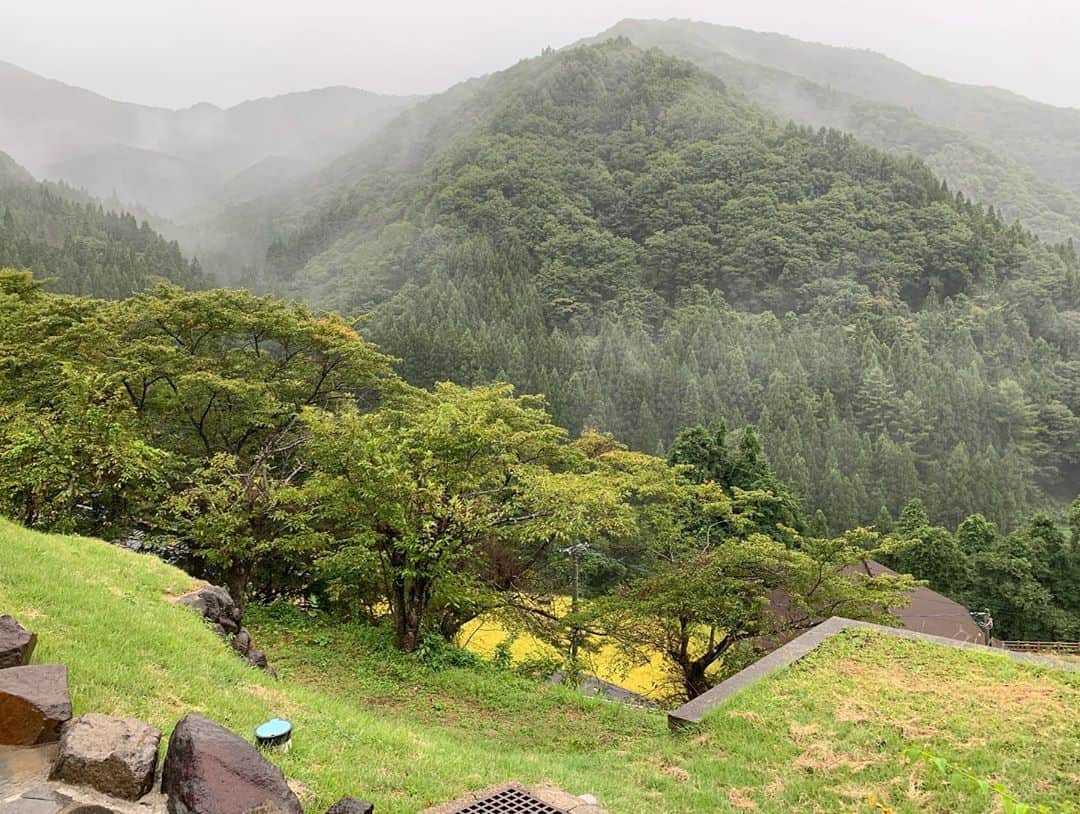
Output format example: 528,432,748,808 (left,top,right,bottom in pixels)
1,518,1077,813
